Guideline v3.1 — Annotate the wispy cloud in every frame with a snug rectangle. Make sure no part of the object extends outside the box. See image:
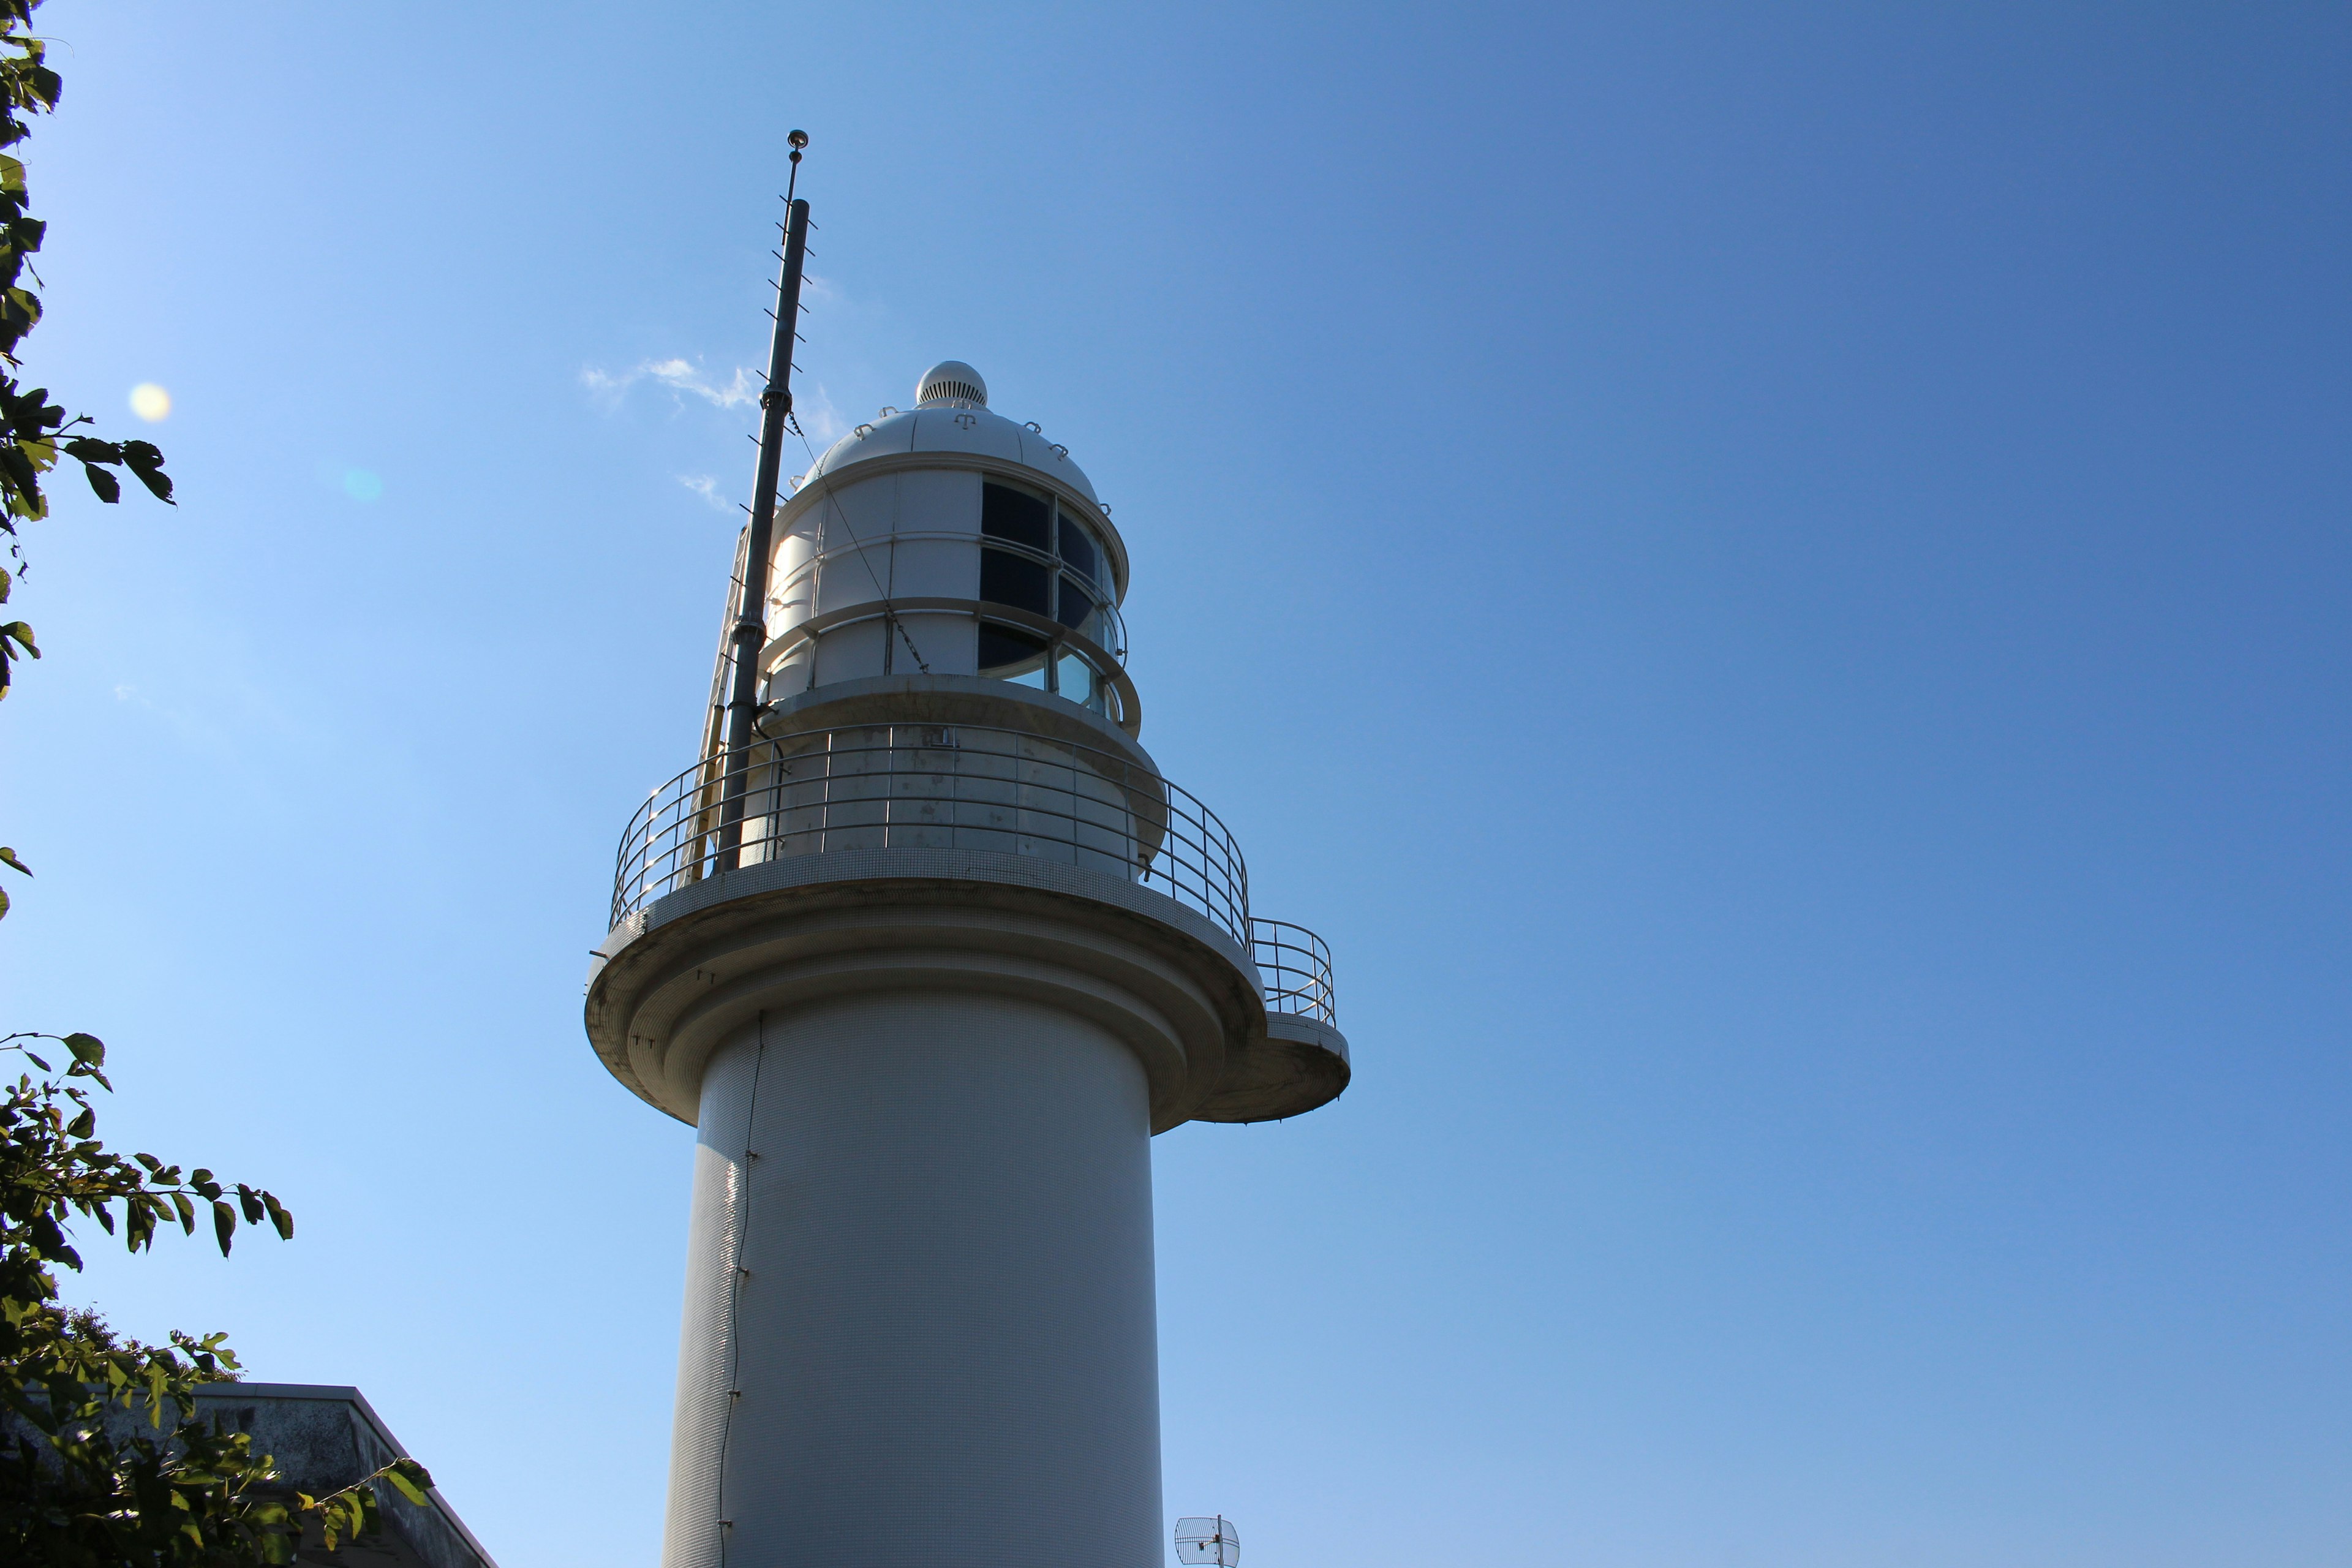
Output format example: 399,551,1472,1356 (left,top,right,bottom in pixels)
794,383,847,445
676,473,734,512
580,356,763,409
577,352,854,494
